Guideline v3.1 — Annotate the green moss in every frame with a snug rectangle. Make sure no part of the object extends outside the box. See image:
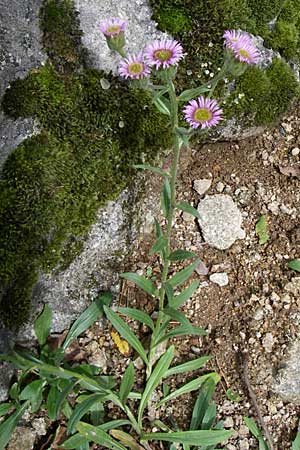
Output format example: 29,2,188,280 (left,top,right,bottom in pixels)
155,7,192,34
267,20,299,60
229,58,299,124
0,1,172,328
